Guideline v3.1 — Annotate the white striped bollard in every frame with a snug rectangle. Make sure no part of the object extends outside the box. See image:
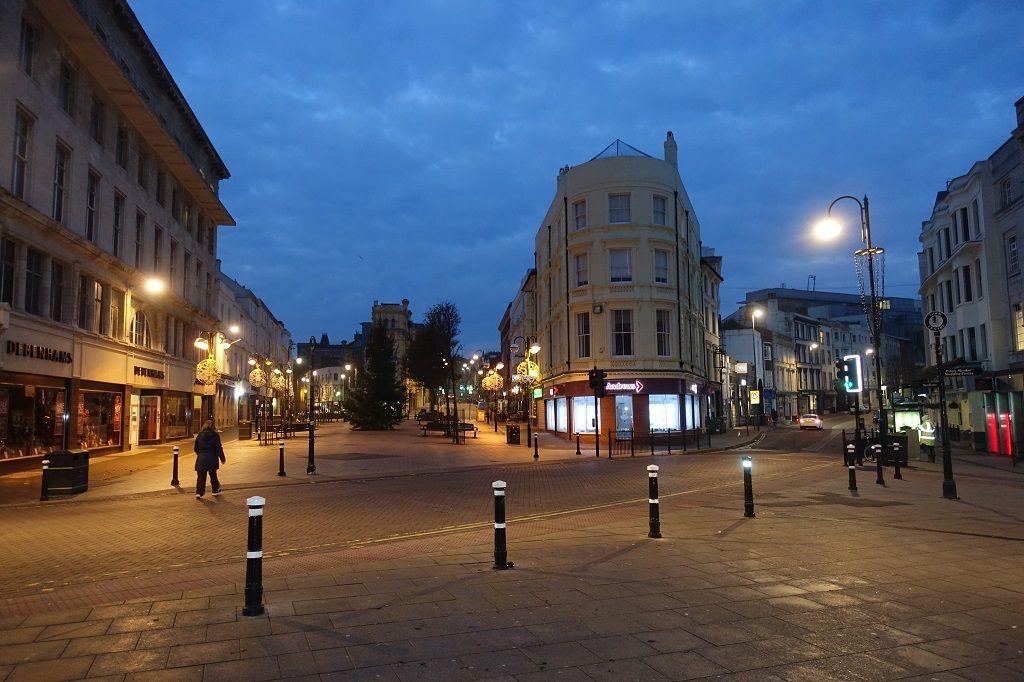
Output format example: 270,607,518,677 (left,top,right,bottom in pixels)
171,446,180,486
277,440,286,477
492,480,512,569
40,459,50,501
848,464,857,491
242,496,266,616
647,465,661,538
533,434,539,460
742,455,755,518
